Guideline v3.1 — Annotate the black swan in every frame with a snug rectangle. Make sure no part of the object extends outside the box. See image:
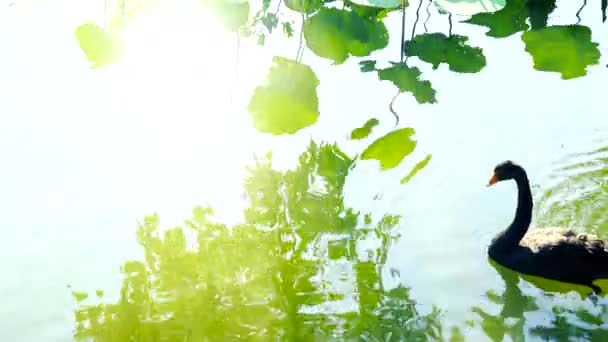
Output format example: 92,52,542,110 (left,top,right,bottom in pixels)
487,160,608,293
